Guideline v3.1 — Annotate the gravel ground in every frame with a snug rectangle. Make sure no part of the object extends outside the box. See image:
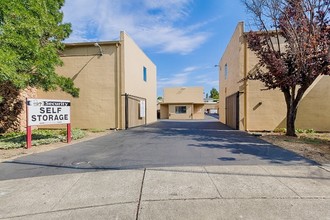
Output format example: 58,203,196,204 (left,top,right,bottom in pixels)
259,133,330,165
